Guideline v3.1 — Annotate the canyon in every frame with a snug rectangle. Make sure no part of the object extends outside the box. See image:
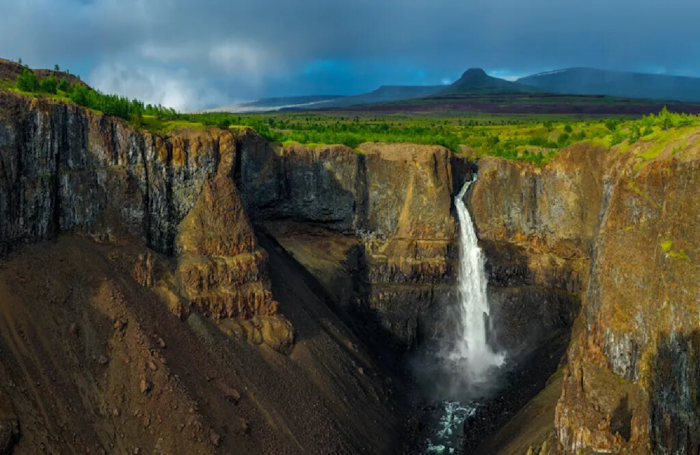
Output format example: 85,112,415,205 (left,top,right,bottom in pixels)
1,88,699,454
